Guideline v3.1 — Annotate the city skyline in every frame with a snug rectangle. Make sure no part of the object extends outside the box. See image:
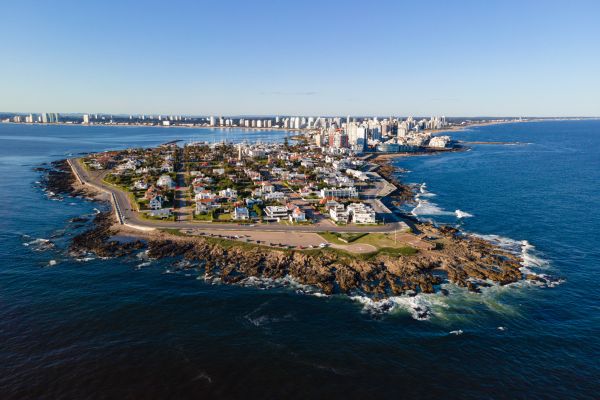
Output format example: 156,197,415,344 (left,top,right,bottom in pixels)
1,0,599,116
